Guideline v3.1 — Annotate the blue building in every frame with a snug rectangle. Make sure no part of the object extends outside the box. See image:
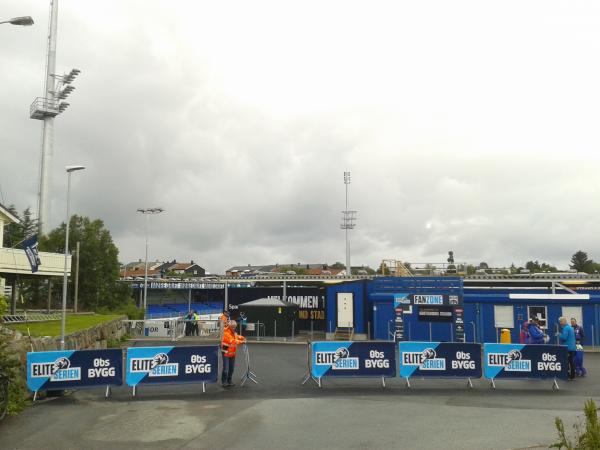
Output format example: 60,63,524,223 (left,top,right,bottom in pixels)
325,275,600,346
